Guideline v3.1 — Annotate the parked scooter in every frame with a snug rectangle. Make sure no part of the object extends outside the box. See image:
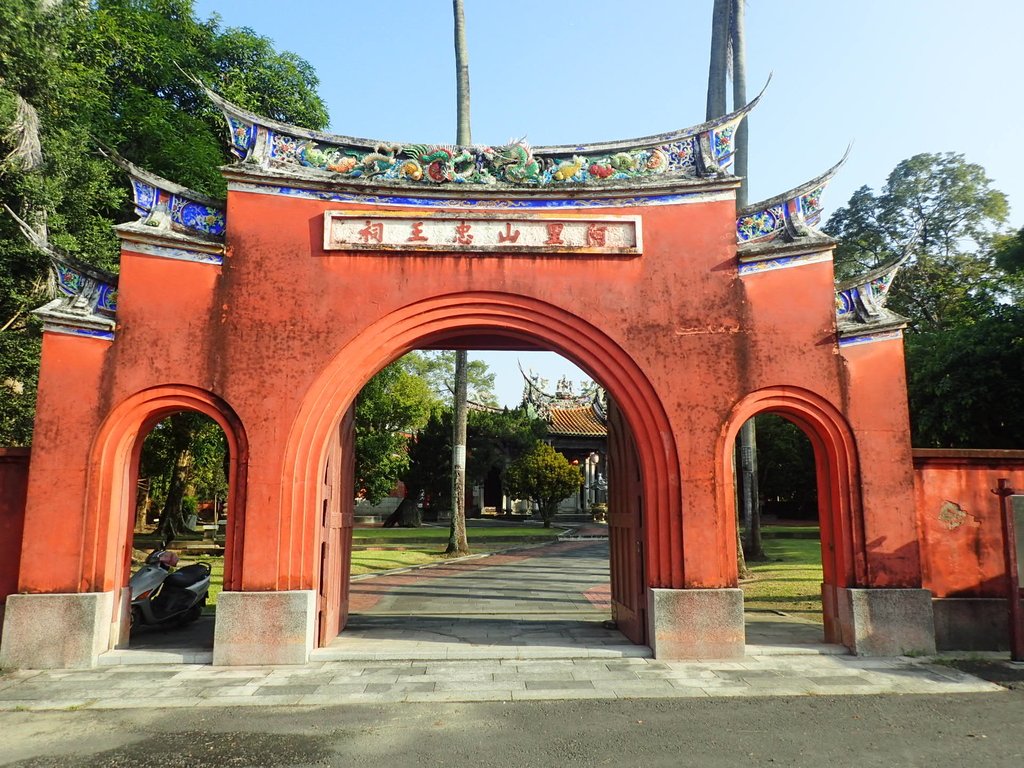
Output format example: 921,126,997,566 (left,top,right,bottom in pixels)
129,544,211,630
